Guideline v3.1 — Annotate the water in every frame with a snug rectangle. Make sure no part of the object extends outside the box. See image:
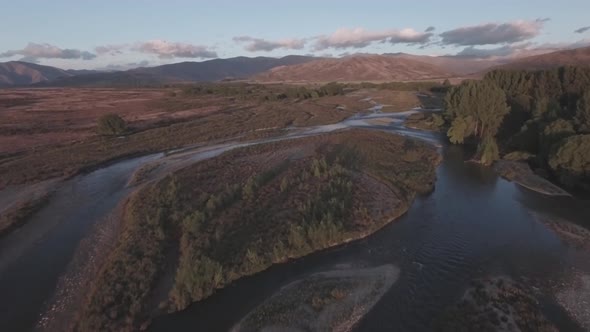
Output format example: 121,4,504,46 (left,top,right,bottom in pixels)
0,154,161,331
0,110,588,331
